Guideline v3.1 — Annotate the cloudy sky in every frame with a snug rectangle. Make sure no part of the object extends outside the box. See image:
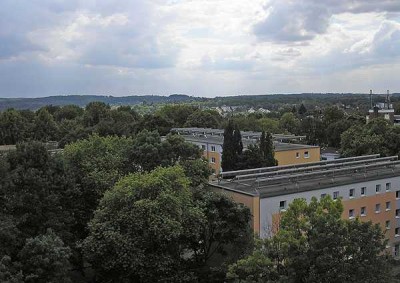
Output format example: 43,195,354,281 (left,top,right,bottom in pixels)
1,0,400,97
